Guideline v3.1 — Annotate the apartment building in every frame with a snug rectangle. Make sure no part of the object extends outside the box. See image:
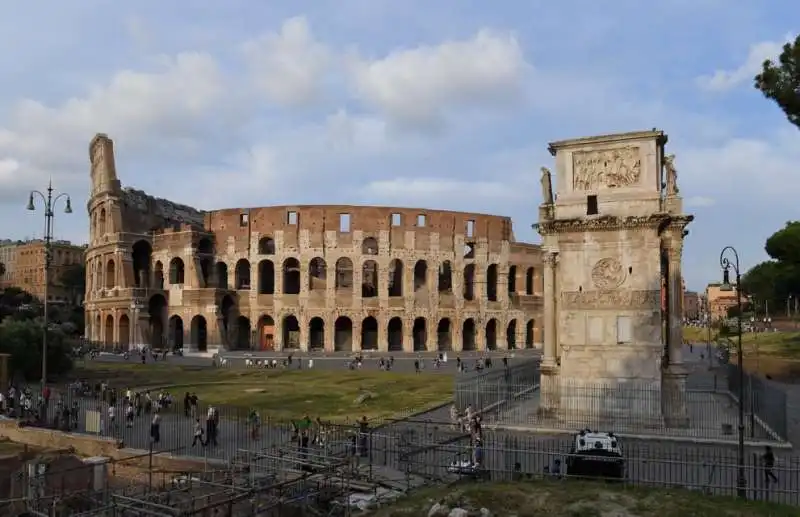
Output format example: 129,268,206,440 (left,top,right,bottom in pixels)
1,240,86,303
